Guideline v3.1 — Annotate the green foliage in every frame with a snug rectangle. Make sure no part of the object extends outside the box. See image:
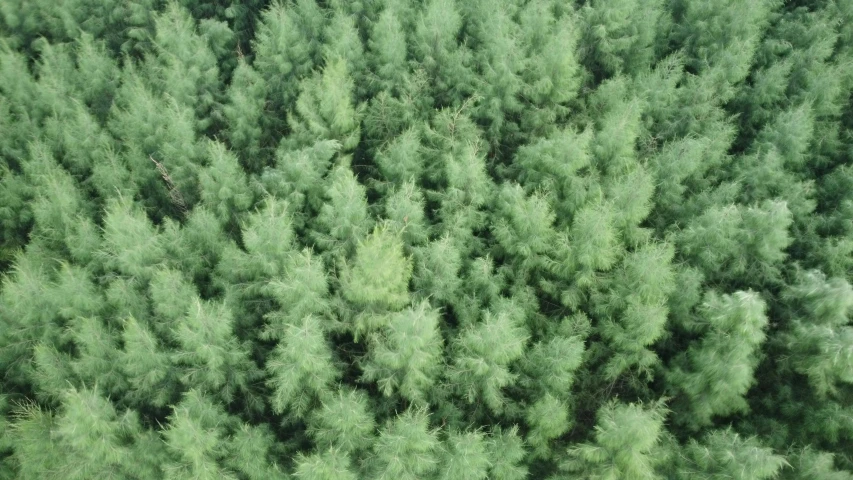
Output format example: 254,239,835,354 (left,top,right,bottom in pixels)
436,429,491,480
781,271,853,397
667,291,769,429
3,1,853,478
307,388,375,454
293,448,358,480
560,400,668,480
446,300,529,413
311,165,372,256
342,225,413,314
286,56,362,152
198,140,253,225
361,300,444,403
580,0,666,79
669,429,788,480
266,315,338,418
368,408,440,480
